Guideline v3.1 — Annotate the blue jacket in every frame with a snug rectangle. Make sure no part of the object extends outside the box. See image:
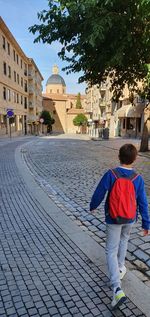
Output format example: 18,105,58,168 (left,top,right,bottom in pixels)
90,167,150,230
